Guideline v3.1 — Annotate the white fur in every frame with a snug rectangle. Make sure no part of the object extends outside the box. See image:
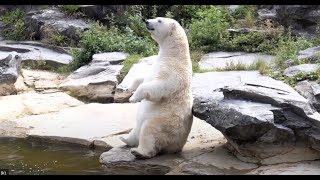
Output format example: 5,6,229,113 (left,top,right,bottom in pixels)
120,17,193,159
